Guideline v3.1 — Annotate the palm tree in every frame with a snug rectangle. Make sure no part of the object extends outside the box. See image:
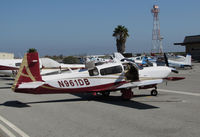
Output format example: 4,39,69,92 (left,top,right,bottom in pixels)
28,48,37,53
112,25,129,54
